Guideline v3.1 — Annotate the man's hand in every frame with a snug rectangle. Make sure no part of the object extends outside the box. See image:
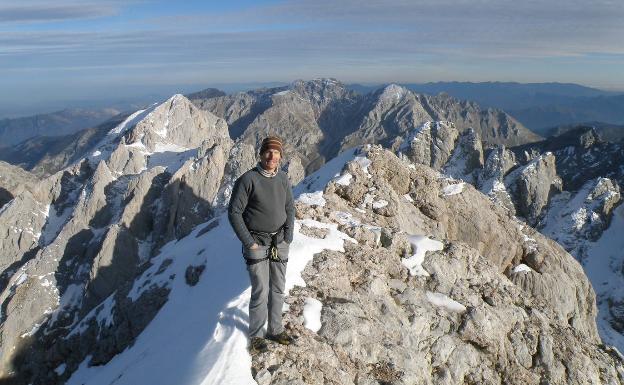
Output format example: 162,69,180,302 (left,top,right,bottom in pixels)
250,243,259,250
